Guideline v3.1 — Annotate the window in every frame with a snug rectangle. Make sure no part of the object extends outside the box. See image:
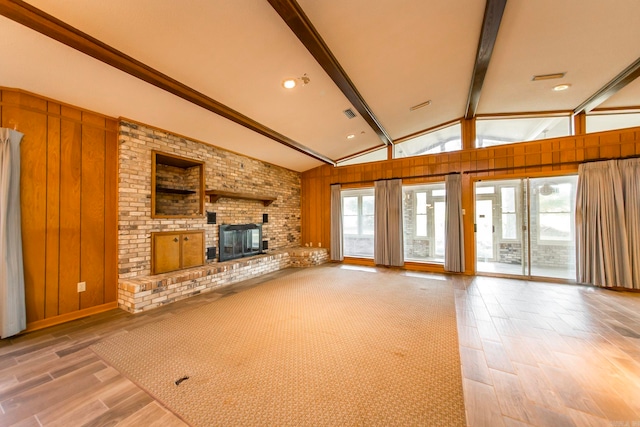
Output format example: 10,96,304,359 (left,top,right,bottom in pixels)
537,182,573,241
402,183,446,263
476,115,571,148
342,189,375,258
476,186,495,195
415,192,428,236
337,147,387,166
586,111,640,133
394,123,462,159
476,176,577,280
500,187,517,239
